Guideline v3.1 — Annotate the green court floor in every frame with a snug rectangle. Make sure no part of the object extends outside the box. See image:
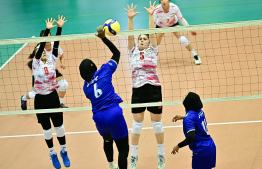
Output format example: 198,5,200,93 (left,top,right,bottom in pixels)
0,0,261,67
